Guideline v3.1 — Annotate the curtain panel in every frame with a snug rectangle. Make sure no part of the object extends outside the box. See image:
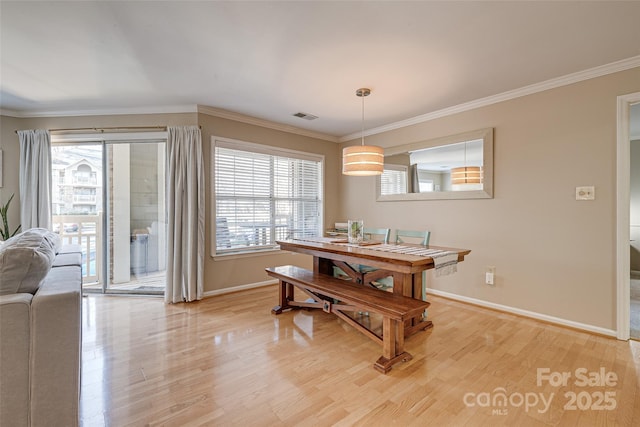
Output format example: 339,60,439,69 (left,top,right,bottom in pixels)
166,126,205,303
17,129,52,230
